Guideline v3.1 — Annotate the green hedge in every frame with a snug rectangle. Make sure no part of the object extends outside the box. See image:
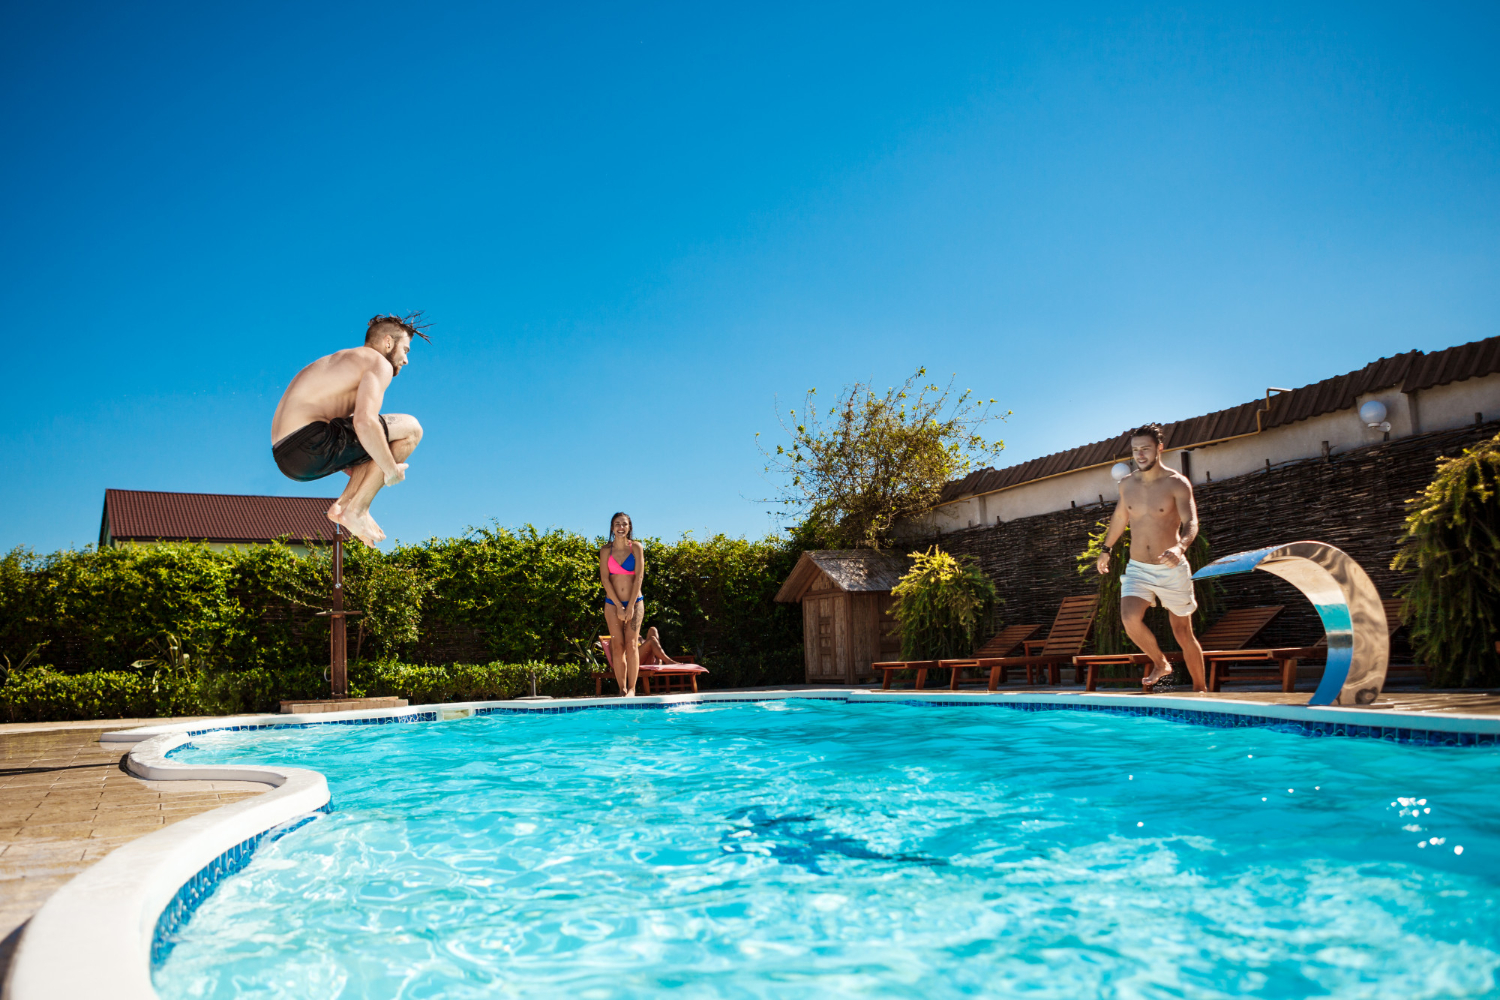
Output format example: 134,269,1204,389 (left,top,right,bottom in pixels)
0,660,589,723
0,526,807,721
